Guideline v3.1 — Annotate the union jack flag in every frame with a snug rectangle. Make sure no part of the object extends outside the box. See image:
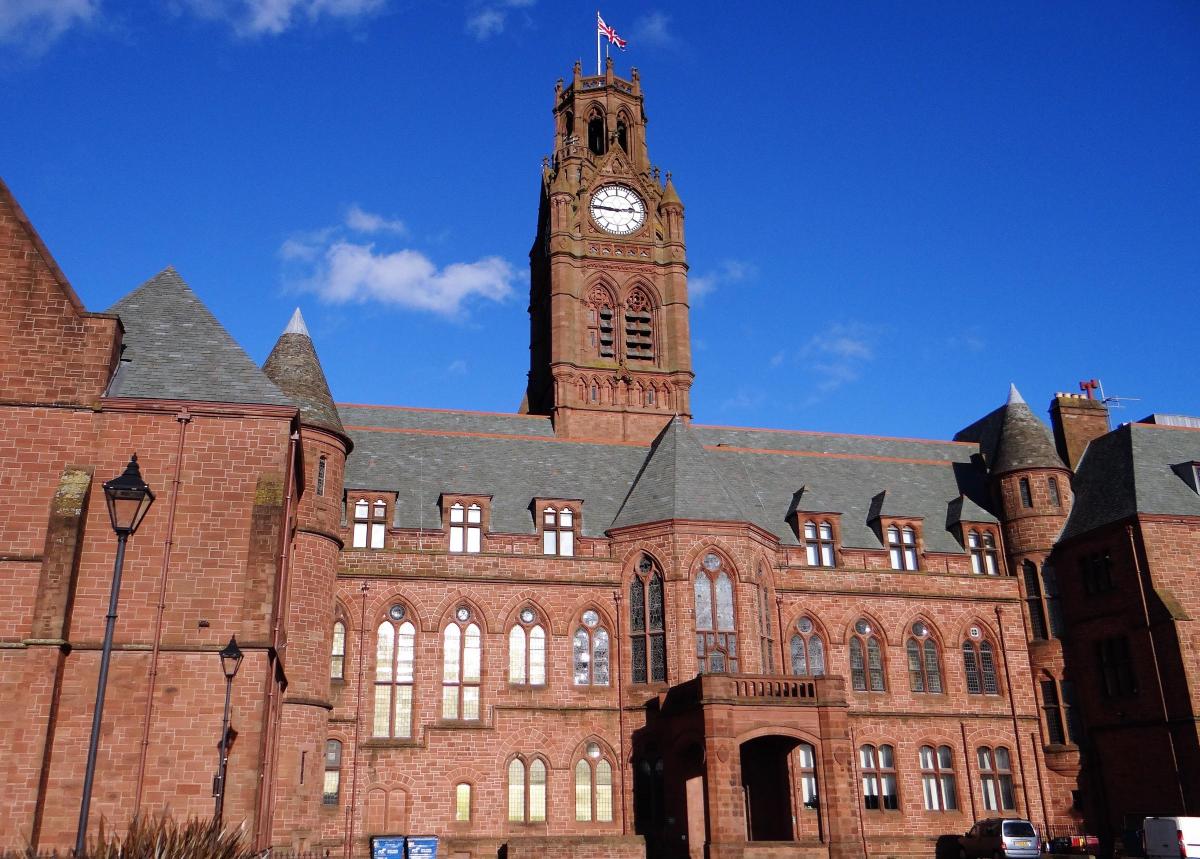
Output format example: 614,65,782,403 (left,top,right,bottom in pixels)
597,11,627,50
